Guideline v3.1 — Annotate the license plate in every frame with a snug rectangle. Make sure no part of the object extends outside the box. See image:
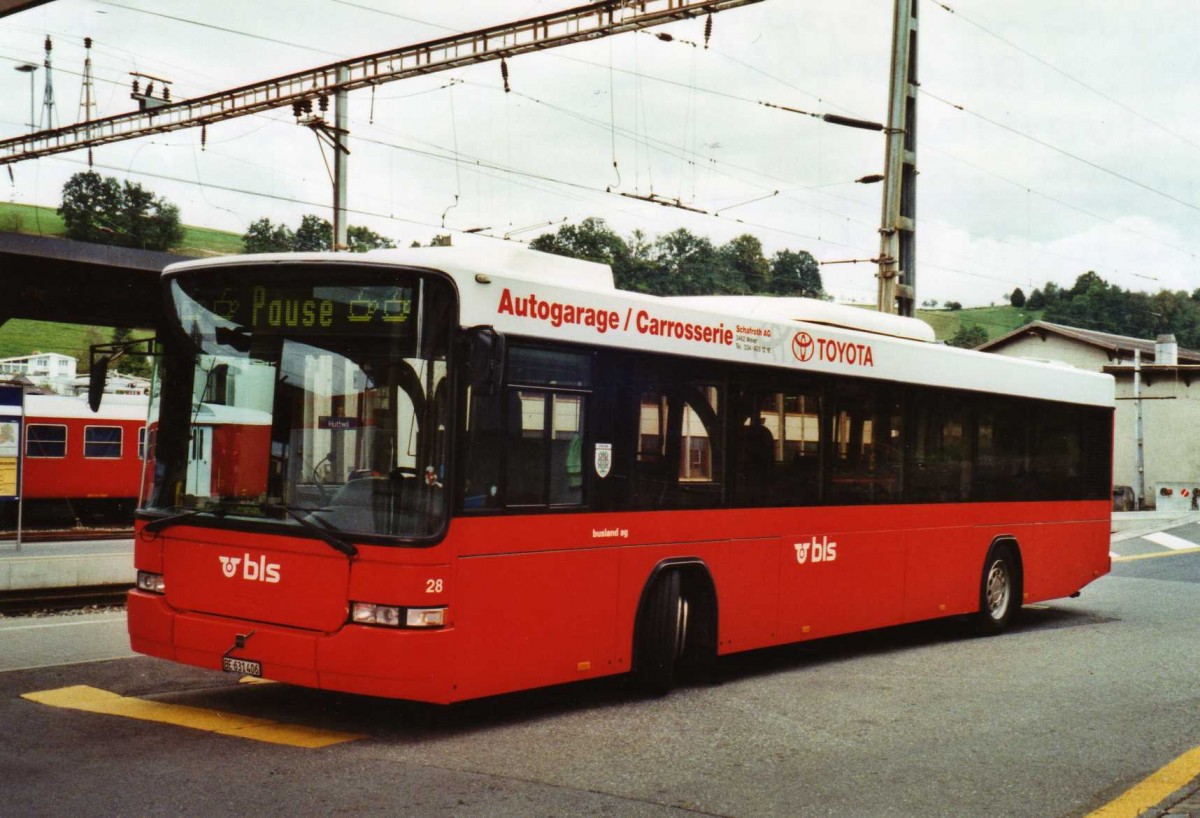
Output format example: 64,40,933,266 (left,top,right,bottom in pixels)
222,657,262,676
